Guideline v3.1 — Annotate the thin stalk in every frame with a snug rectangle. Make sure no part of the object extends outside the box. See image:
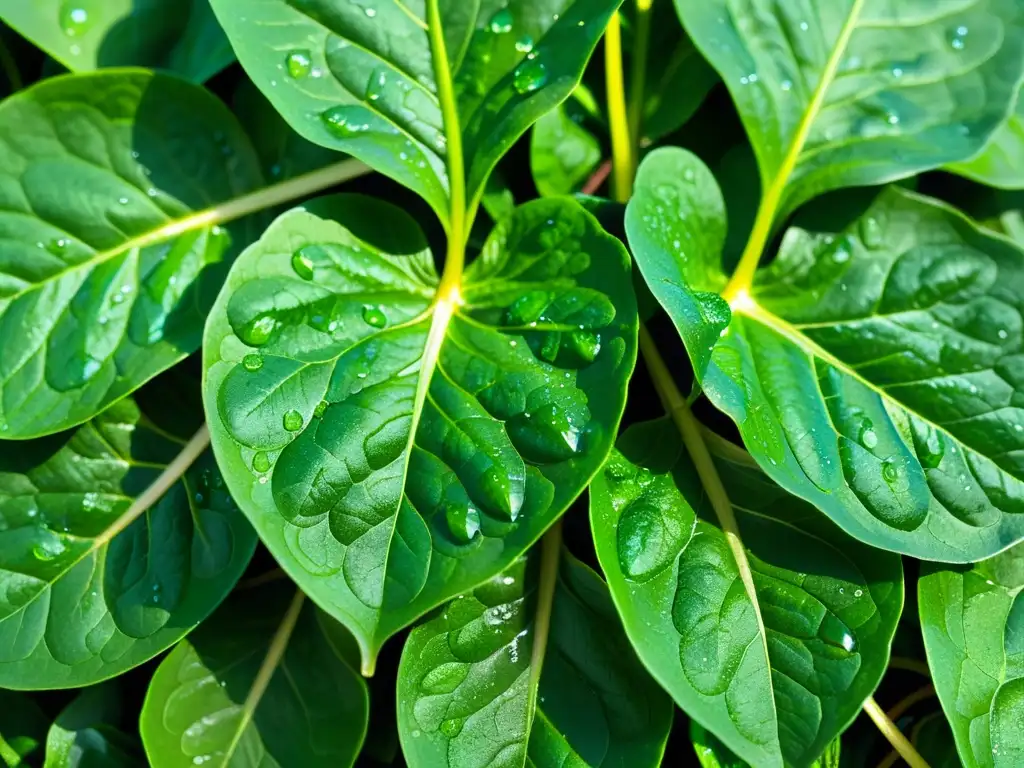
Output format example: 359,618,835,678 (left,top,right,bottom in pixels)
0,733,20,768
862,697,930,768
886,684,936,723
889,657,931,677
427,0,468,298
604,12,633,204
0,37,20,93
237,568,288,591
627,0,655,150
525,520,563,729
